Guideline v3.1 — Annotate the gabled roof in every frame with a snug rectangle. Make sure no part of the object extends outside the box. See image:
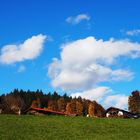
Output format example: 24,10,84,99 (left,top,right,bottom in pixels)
106,107,139,119
106,107,132,114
